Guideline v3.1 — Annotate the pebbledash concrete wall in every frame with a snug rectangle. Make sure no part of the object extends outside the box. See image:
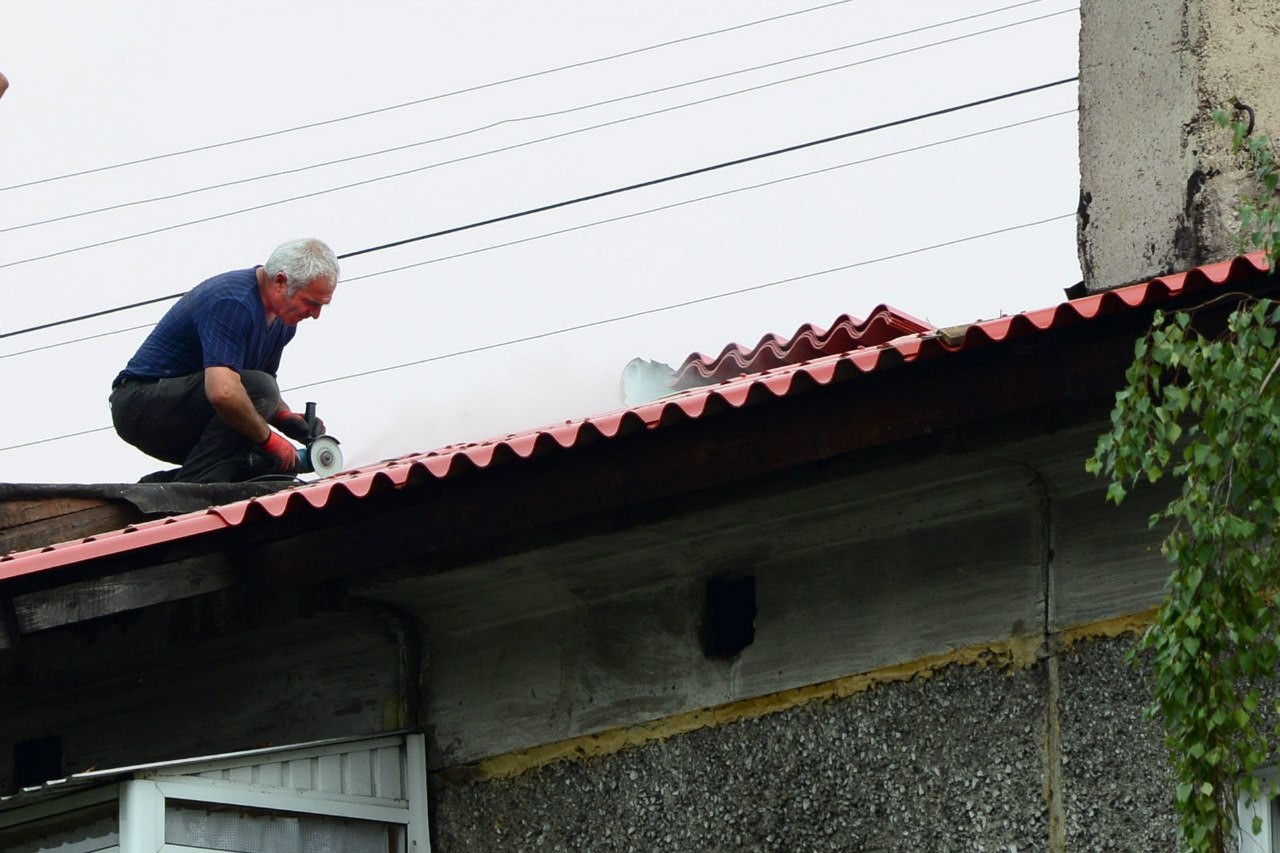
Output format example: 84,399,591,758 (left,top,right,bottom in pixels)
1078,0,1280,291
432,635,1178,852
410,422,1196,851
1058,638,1179,852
